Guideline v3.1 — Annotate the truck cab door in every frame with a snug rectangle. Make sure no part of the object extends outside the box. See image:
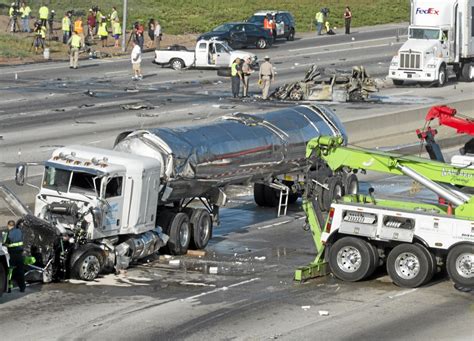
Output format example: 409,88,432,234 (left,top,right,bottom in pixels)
215,43,231,67
102,175,125,233
195,41,209,67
